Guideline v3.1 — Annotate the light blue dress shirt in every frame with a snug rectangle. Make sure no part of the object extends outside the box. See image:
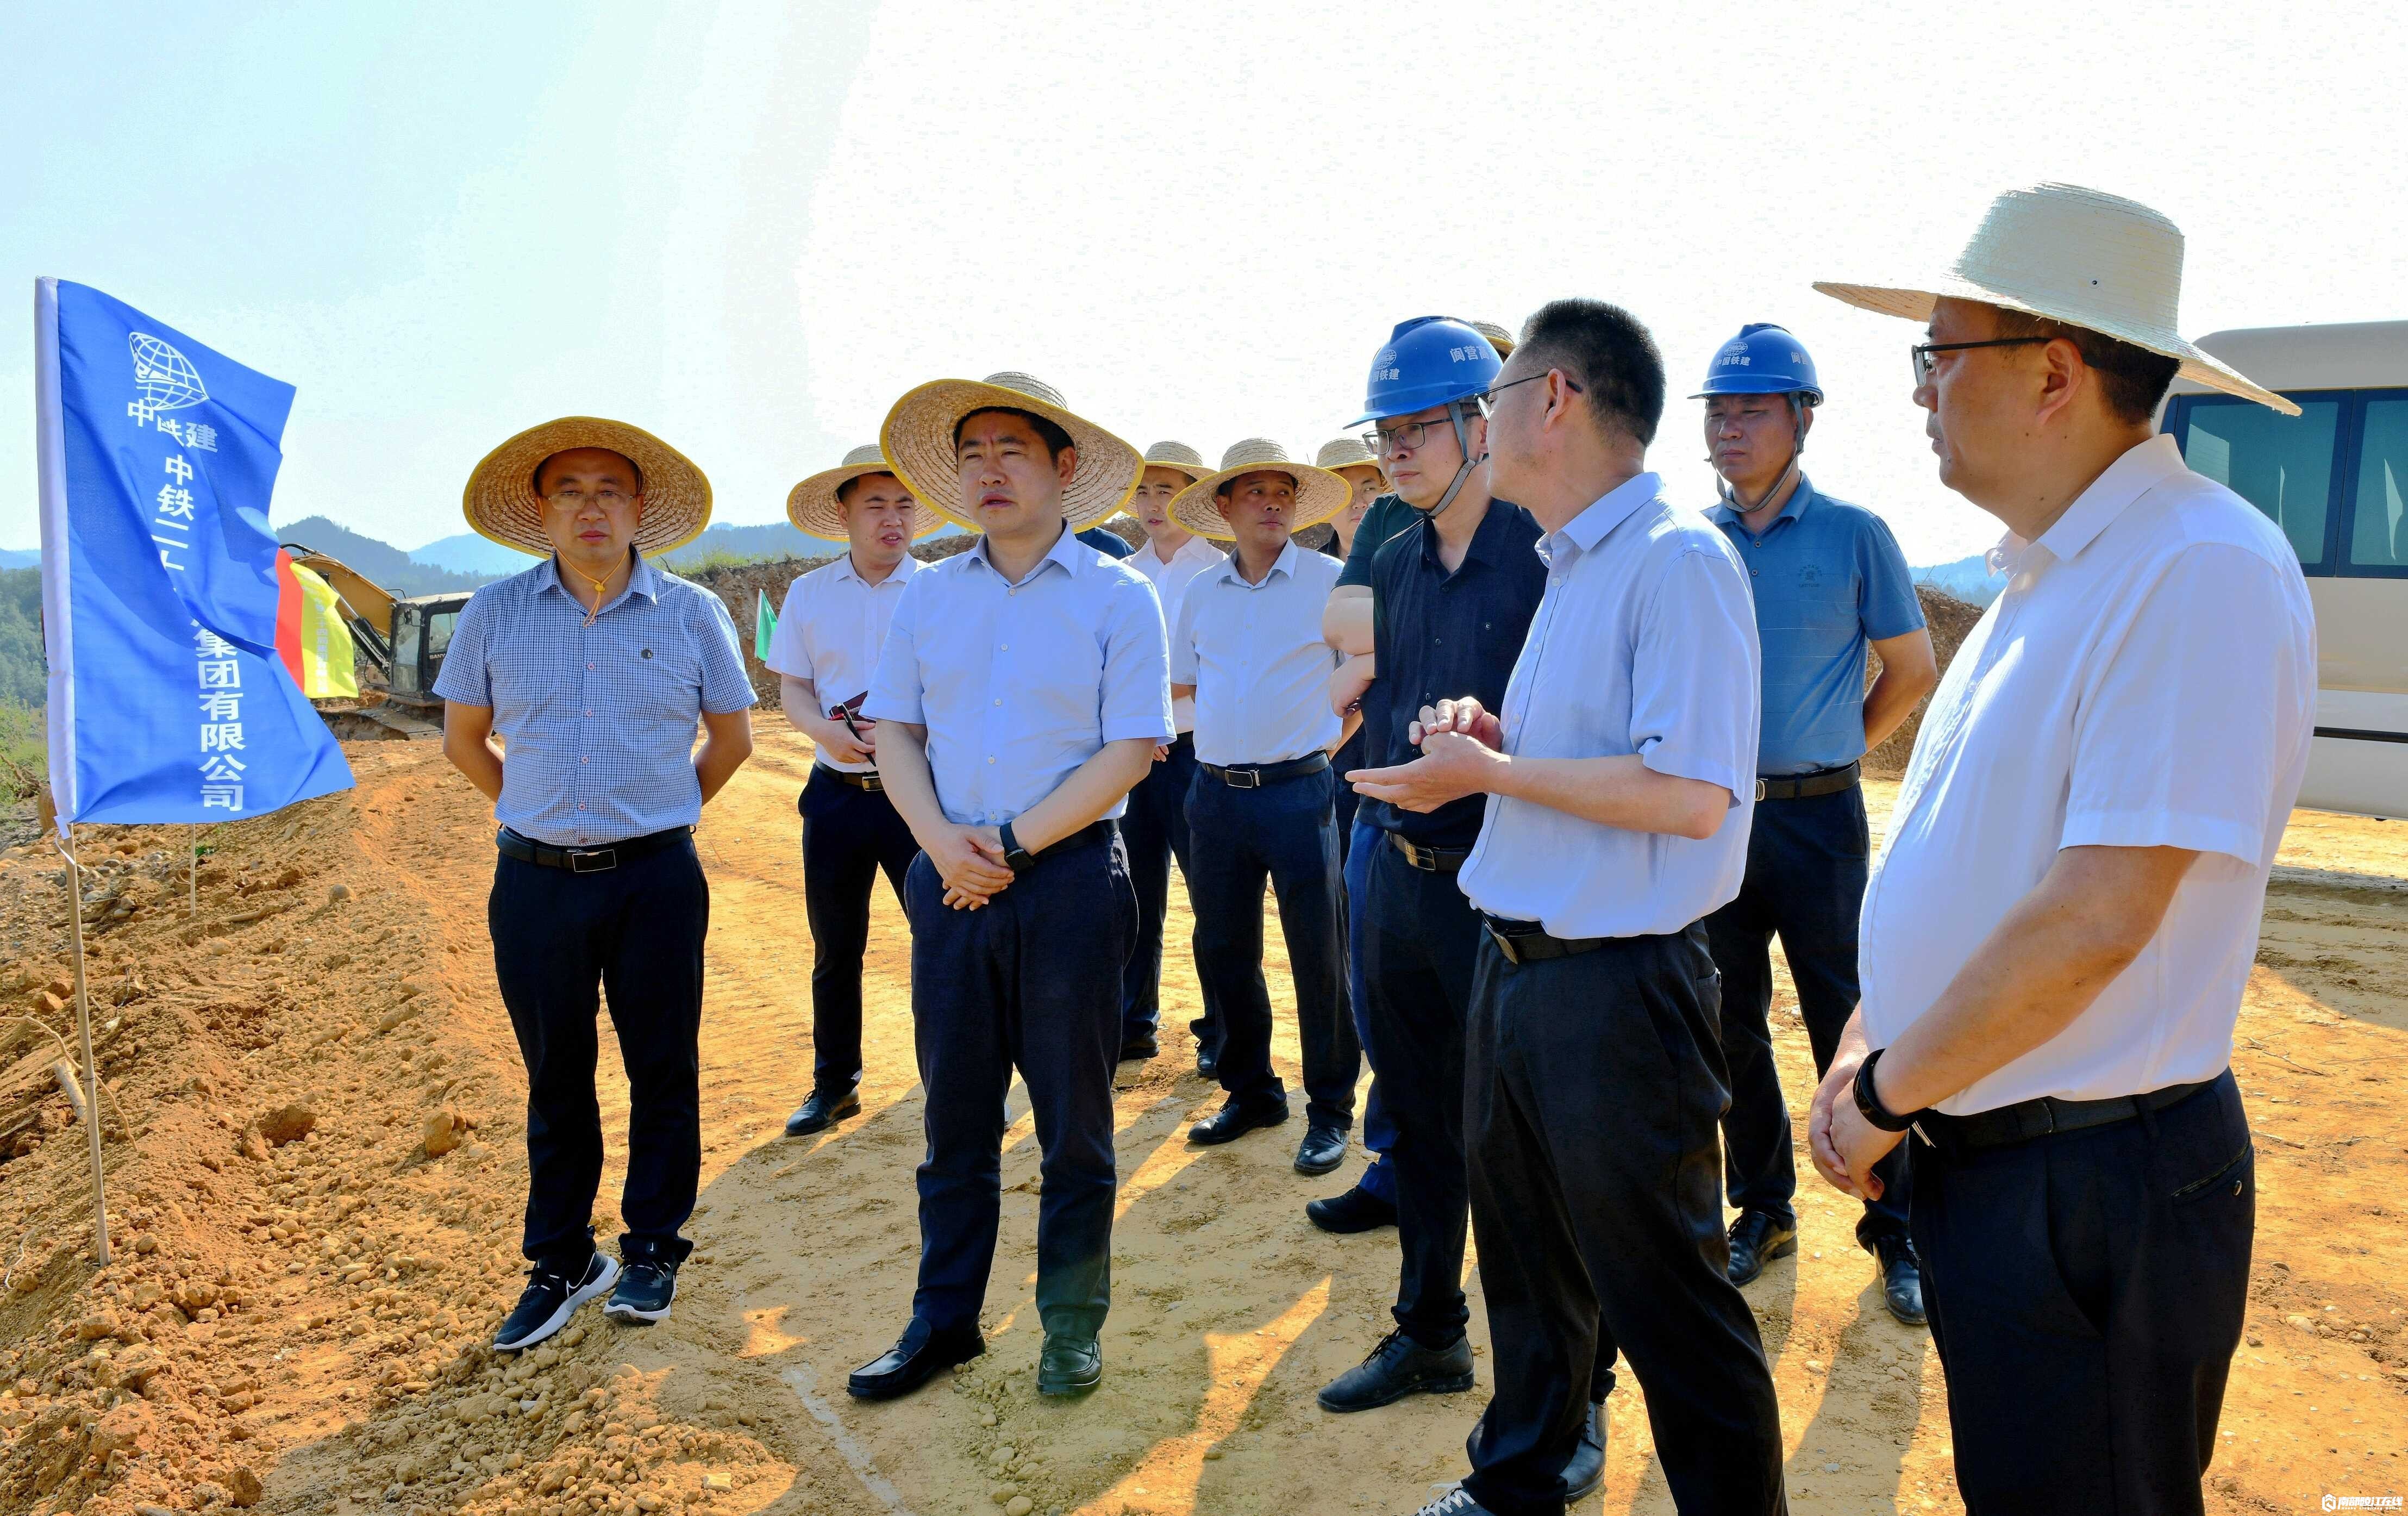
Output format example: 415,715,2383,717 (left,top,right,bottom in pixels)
1459,473,1762,939
865,527,1173,826
1170,540,1343,768
433,552,758,847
